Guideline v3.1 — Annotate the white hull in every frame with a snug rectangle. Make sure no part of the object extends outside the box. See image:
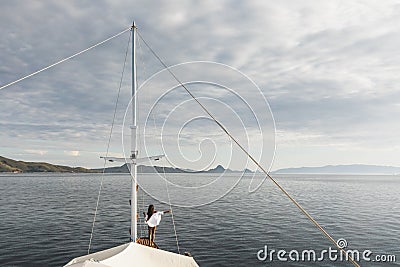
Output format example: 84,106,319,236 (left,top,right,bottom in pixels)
65,242,198,267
